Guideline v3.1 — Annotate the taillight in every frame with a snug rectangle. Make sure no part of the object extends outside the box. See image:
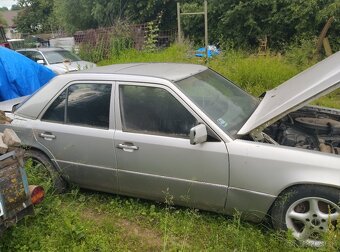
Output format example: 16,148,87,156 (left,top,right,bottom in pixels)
0,42,11,49
29,185,45,205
